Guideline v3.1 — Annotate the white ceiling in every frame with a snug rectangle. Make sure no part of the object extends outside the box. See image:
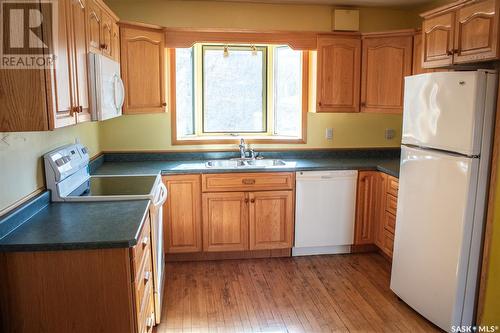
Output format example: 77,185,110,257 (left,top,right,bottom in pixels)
210,0,430,6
